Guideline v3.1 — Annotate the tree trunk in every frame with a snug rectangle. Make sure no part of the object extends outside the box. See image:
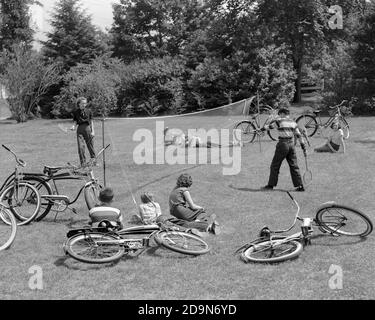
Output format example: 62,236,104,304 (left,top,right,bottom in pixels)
293,58,303,103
